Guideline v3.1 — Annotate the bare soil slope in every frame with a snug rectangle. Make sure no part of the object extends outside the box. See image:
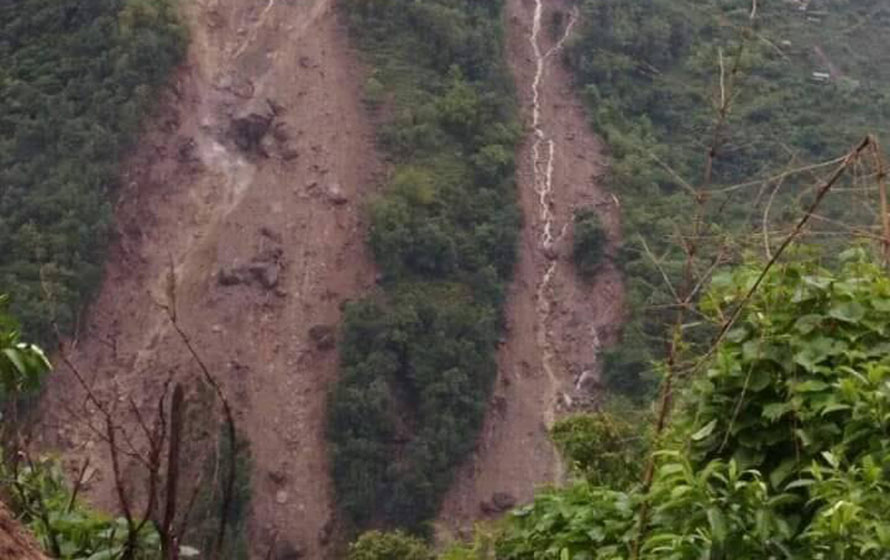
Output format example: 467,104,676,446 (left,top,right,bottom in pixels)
37,0,379,556
437,0,623,535
0,503,47,560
